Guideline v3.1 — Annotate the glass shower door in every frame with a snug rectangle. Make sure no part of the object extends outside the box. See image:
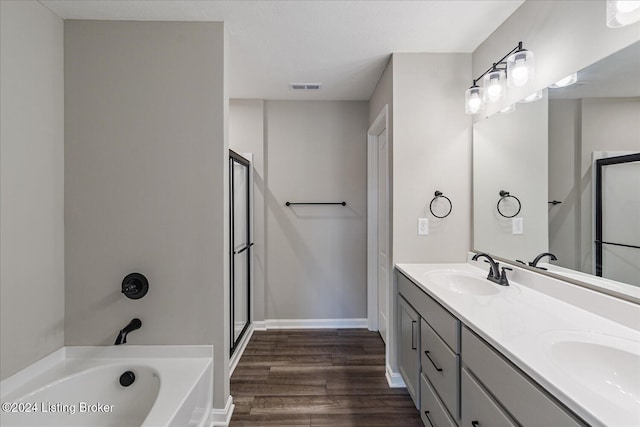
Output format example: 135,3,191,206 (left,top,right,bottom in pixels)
595,152,640,286
230,150,251,355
